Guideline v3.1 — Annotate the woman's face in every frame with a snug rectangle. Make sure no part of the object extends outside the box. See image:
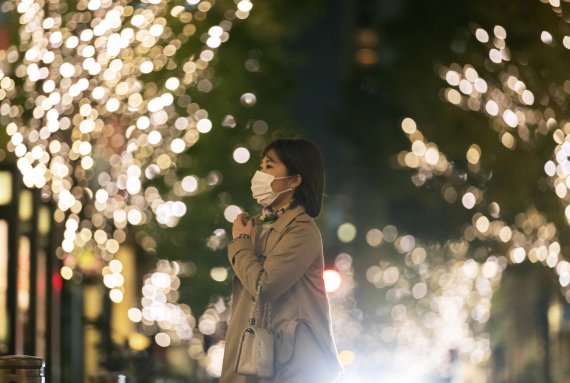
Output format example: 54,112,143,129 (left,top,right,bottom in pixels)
260,149,293,192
